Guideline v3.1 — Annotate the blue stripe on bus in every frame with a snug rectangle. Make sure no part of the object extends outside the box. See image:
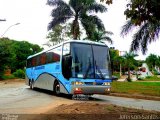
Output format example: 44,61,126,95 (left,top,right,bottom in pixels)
35,66,45,70
55,65,60,70
95,80,112,83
